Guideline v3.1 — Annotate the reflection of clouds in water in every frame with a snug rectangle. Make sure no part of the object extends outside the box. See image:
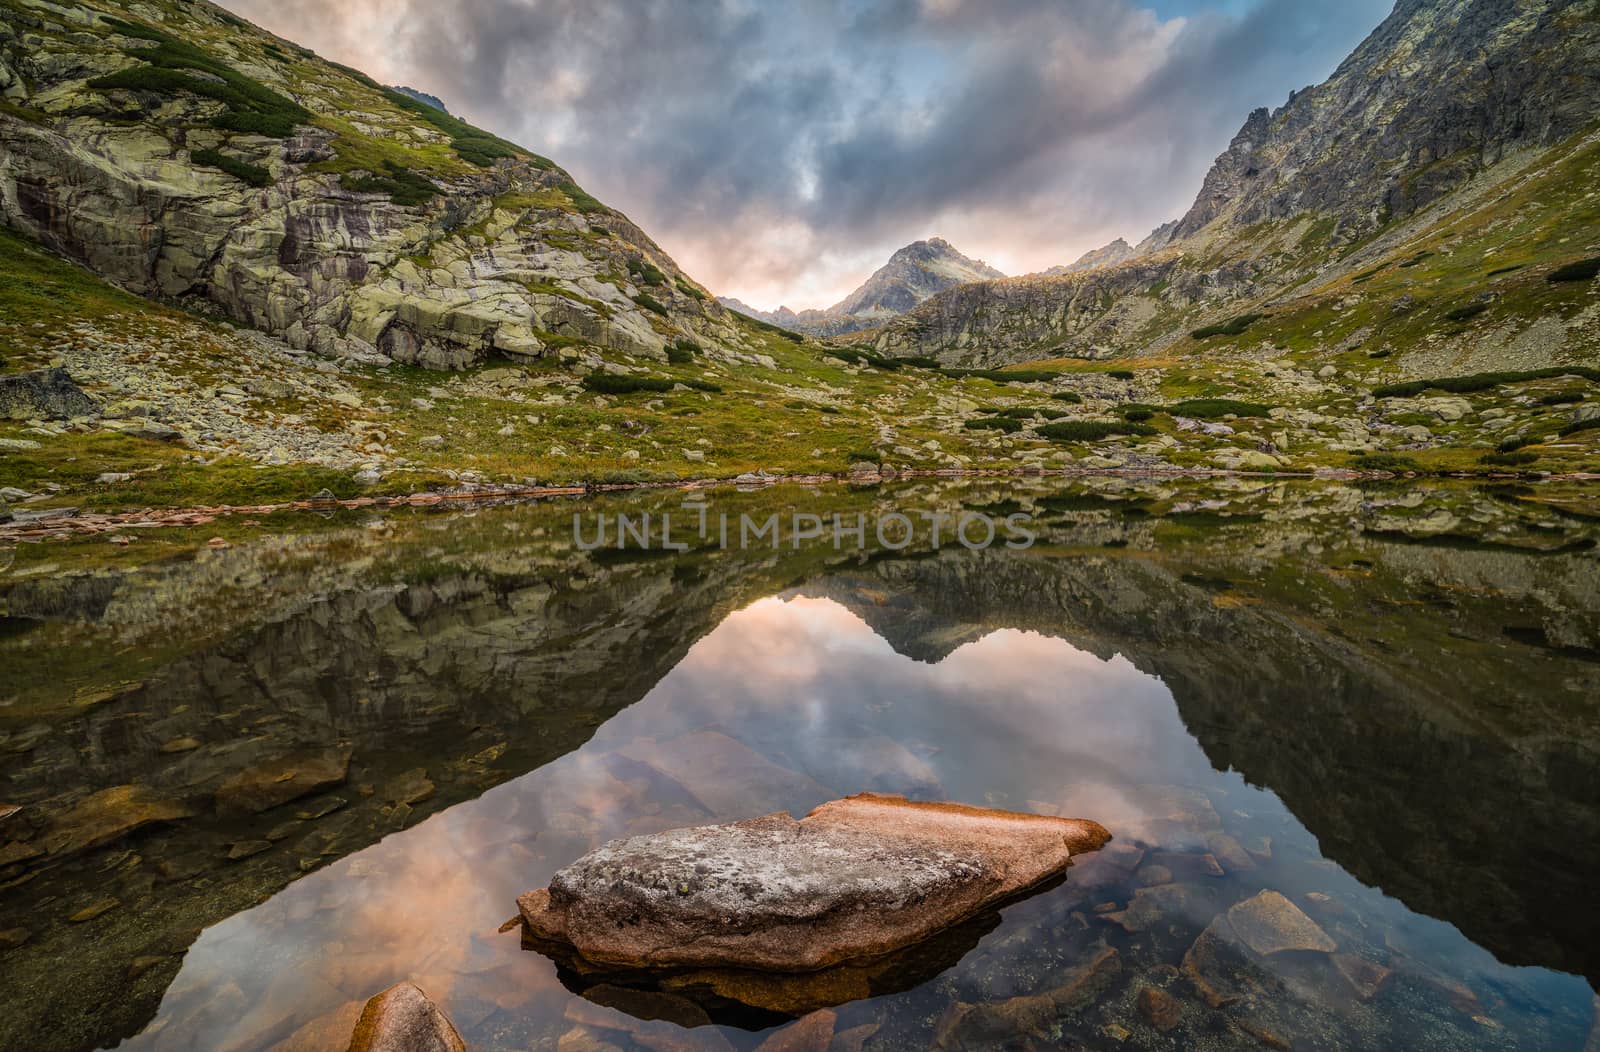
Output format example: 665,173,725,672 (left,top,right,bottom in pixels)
139,595,1227,1051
